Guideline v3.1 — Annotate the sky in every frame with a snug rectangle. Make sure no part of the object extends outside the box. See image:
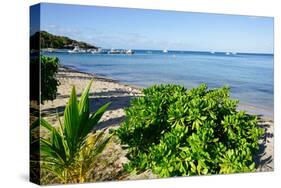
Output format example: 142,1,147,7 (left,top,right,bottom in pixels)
35,3,274,53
